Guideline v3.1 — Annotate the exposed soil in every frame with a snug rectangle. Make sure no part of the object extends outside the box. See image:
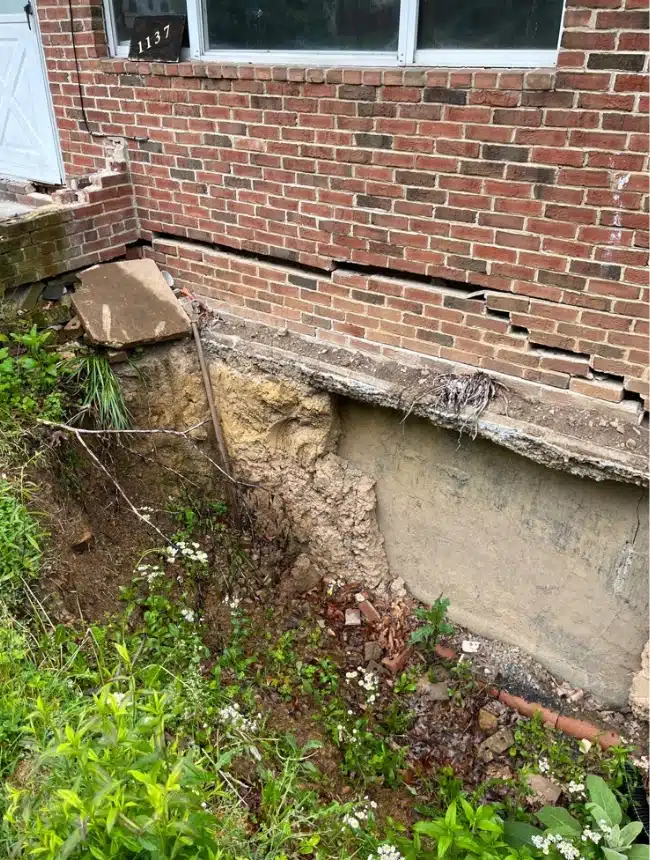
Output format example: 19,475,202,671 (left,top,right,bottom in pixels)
28,425,648,834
